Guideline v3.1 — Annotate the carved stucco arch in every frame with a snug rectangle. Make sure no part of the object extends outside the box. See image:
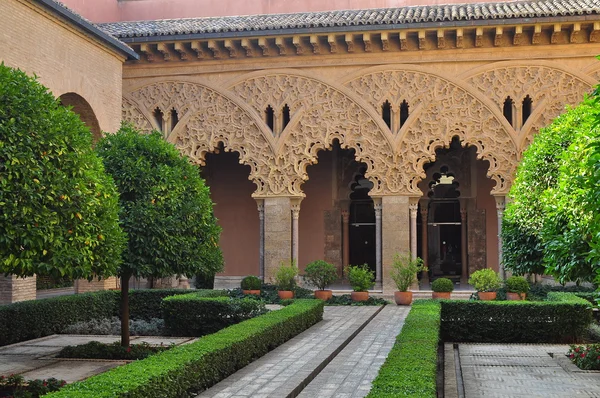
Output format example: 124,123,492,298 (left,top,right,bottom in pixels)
343,65,517,195
228,70,396,197
121,80,278,197
461,61,595,151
